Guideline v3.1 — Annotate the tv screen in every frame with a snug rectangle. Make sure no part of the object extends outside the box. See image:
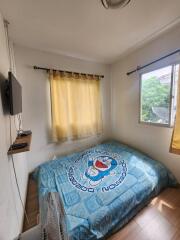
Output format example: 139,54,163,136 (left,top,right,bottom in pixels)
9,72,22,115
